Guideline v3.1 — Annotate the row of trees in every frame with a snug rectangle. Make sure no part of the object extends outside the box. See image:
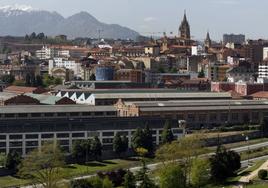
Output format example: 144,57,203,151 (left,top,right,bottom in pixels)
72,122,175,163
72,136,102,163
25,32,46,41
25,73,43,87
155,135,241,187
